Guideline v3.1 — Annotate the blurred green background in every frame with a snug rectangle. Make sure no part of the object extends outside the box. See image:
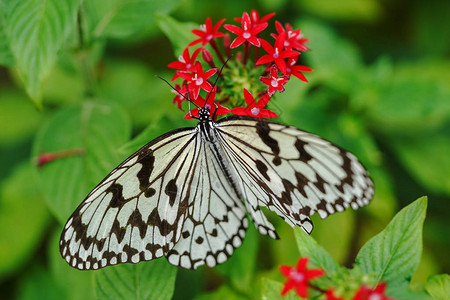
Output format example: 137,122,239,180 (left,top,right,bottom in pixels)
0,0,449,299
